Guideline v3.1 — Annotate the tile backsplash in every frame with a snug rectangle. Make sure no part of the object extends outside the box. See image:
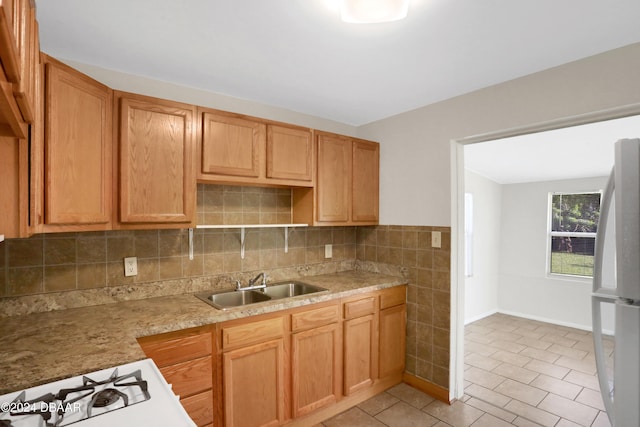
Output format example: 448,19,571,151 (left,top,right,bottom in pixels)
355,225,451,390
0,185,355,297
0,185,450,390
